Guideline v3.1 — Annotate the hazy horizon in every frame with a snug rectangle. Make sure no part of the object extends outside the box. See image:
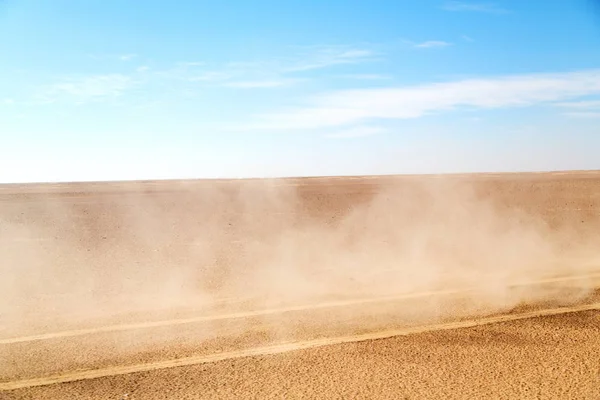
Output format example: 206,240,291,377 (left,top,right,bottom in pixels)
2,168,600,187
